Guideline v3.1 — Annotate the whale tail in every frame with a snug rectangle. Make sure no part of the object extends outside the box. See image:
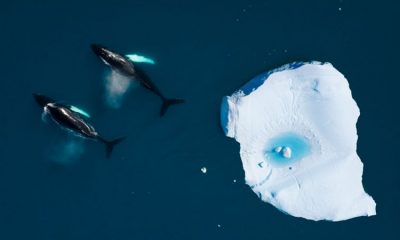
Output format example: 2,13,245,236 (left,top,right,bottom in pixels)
160,98,185,116
98,136,126,158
